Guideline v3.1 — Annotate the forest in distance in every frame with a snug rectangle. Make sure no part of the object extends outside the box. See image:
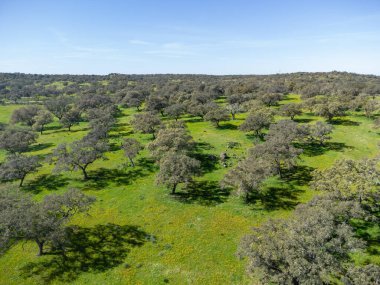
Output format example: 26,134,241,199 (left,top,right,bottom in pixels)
0,71,379,284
